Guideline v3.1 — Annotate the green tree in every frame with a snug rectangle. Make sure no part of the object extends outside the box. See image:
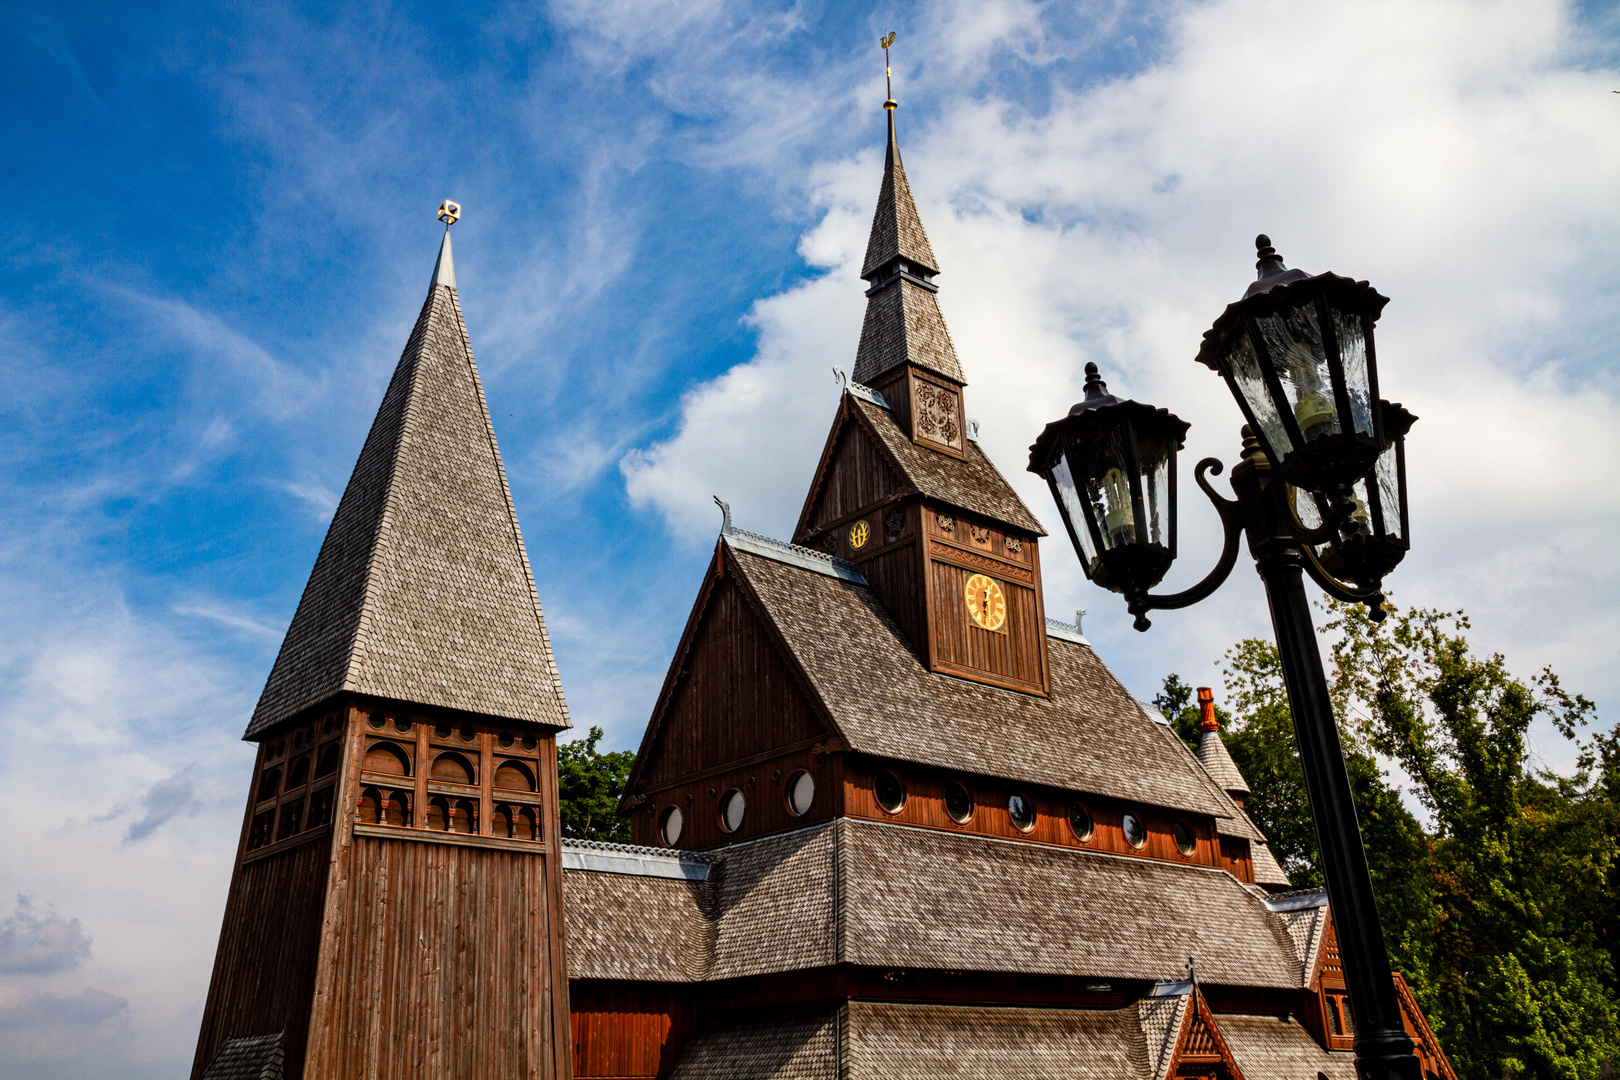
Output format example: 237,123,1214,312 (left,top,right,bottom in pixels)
1161,603,1620,1079
557,726,635,843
